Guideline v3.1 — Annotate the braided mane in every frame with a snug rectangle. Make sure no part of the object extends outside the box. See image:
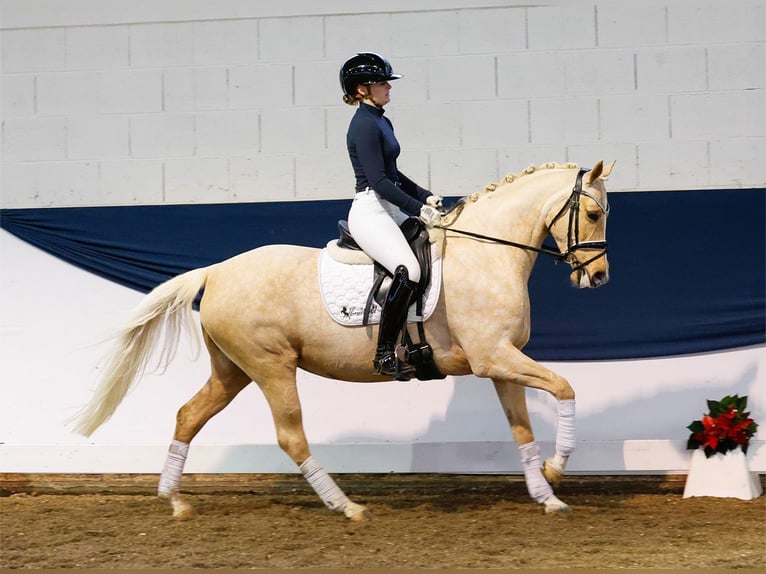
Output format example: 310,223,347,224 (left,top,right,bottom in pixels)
442,162,581,222
480,161,580,197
